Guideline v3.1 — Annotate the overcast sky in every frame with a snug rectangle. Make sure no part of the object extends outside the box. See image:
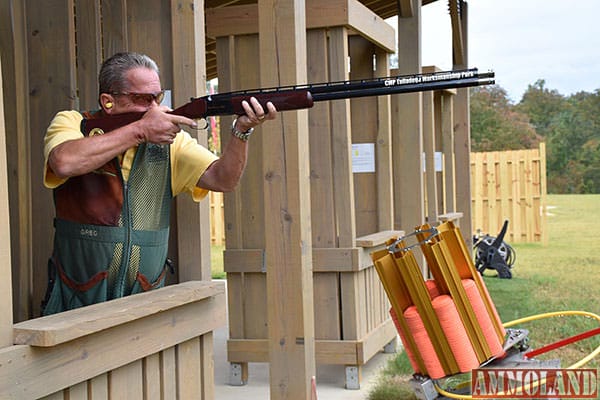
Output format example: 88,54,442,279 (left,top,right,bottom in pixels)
419,0,600,102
